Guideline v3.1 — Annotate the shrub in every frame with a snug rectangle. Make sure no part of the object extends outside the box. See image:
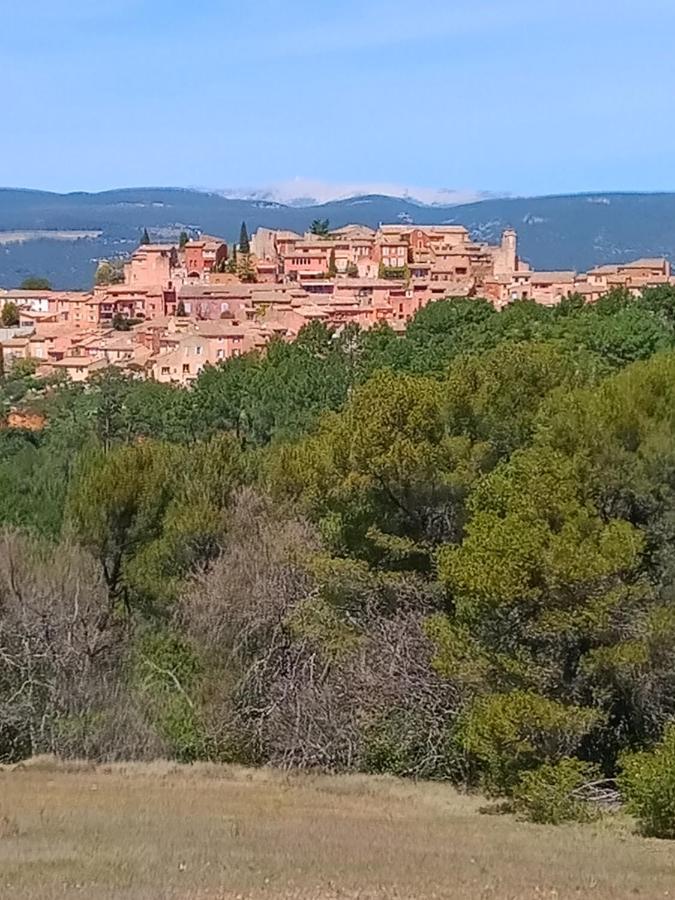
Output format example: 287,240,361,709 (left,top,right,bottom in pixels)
134,632,211,762
1,301,20,327
619,723,675,838
458,691,602,796
360,707,461,780
513,758,602,824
